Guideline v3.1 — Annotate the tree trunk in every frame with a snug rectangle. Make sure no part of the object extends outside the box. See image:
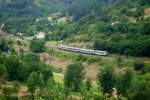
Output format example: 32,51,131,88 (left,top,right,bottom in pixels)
31,93,34,100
